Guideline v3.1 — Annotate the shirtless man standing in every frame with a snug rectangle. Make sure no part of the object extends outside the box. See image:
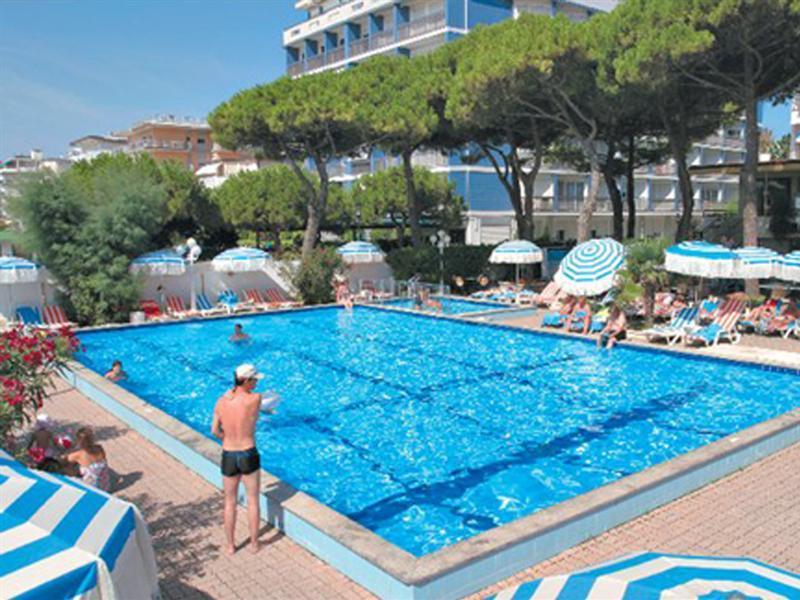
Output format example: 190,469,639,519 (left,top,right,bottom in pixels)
212,363,263,555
